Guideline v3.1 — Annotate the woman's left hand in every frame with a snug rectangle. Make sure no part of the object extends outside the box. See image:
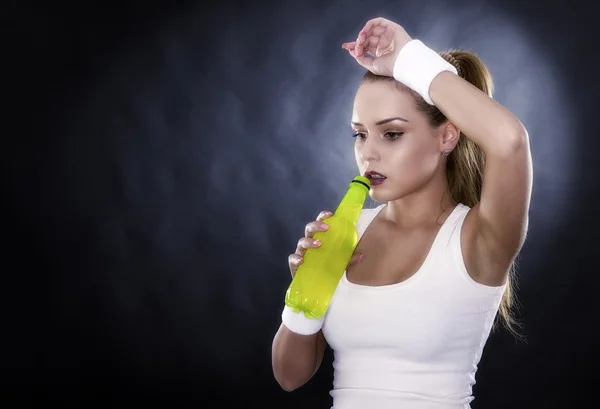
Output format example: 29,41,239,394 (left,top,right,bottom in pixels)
342,17,413,77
